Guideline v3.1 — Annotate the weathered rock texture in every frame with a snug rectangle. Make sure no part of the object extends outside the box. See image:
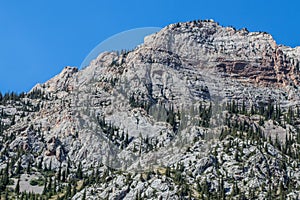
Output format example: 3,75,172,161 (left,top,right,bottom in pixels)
1,20,300,199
